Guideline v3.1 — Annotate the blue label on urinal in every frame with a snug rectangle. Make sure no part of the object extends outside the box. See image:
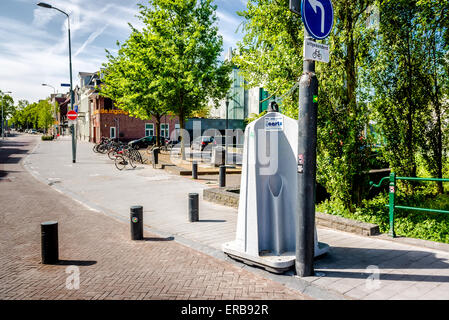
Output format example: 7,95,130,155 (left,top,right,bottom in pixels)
265,117,284,131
